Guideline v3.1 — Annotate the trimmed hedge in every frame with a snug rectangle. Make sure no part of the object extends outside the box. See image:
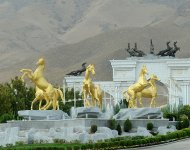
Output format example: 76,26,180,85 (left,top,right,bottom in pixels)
147,122,154,130
116,124,122,135
90,124,97,133
6,128,190,150
124,119,132,132
94,128,190,150
108,119,116,130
